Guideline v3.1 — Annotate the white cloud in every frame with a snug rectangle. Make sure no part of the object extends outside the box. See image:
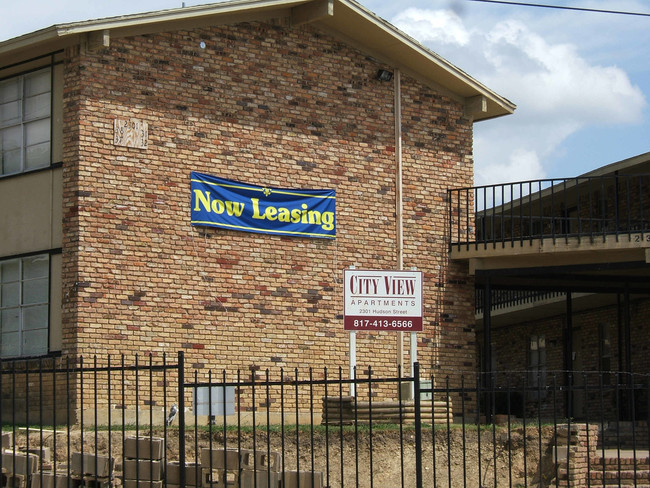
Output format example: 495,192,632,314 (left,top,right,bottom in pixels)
393,8,470,46
474,148,545,187
392,8,647,185
481,19,646,125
